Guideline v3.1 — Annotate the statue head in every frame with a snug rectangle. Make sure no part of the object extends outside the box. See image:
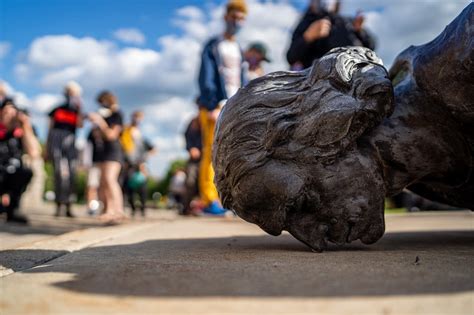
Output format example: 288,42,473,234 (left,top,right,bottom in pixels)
213,47,394,251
